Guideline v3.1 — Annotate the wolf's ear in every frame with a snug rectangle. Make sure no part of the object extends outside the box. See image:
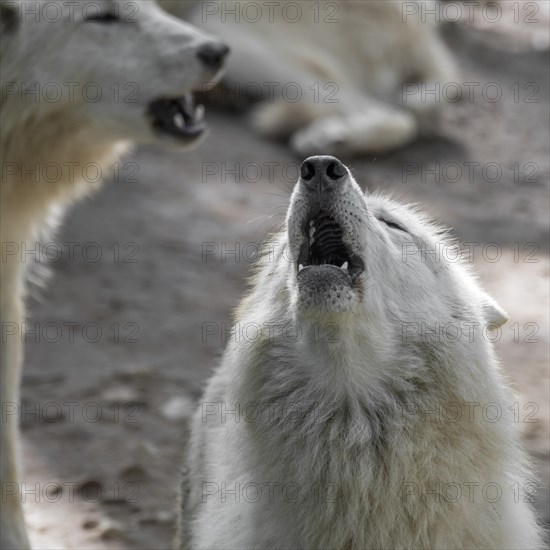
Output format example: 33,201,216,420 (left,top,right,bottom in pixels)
0,0,20,33
482,292,508,329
